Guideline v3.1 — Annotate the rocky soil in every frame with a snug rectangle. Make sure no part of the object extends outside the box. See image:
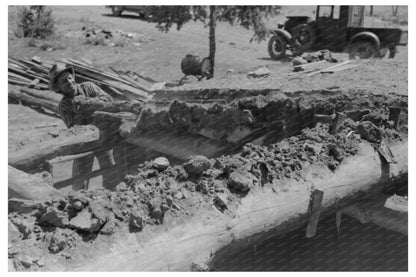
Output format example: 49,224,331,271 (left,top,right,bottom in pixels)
9,90,408,270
